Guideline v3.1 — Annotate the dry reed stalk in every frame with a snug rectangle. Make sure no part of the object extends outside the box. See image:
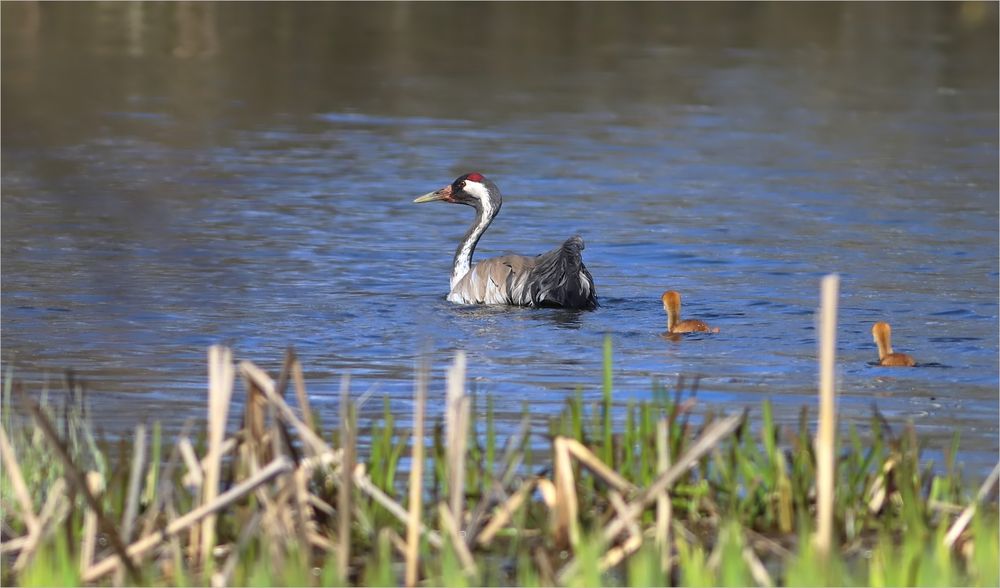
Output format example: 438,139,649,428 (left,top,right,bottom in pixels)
0,425,40,535
445,351,470,524
291,467,317,571
563,437,637,494
12,478,68,571
944,461,1000,548
557,413,743,584
476,478,538,547
293,465,317,529
242,365,273,466
240,361,331,458
308,531,336,552
745,527,792,560
655,418,672,573
743,545,774,587
83,456,293,583
178,436,204,491
866,457,896,514
537,478,557,509
814,274,839,559
307,491,335,516
385,526,410,559
201,345,235,568
0,536,30,555
79,471,105,575
552,436,580,549
599,490,643,571
405,362,428,587
534,547,556,586
438,502,478,577
291,353,314,431
270,361,302,466
351,463,443,548
338,375,355,580
18,390,143,583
